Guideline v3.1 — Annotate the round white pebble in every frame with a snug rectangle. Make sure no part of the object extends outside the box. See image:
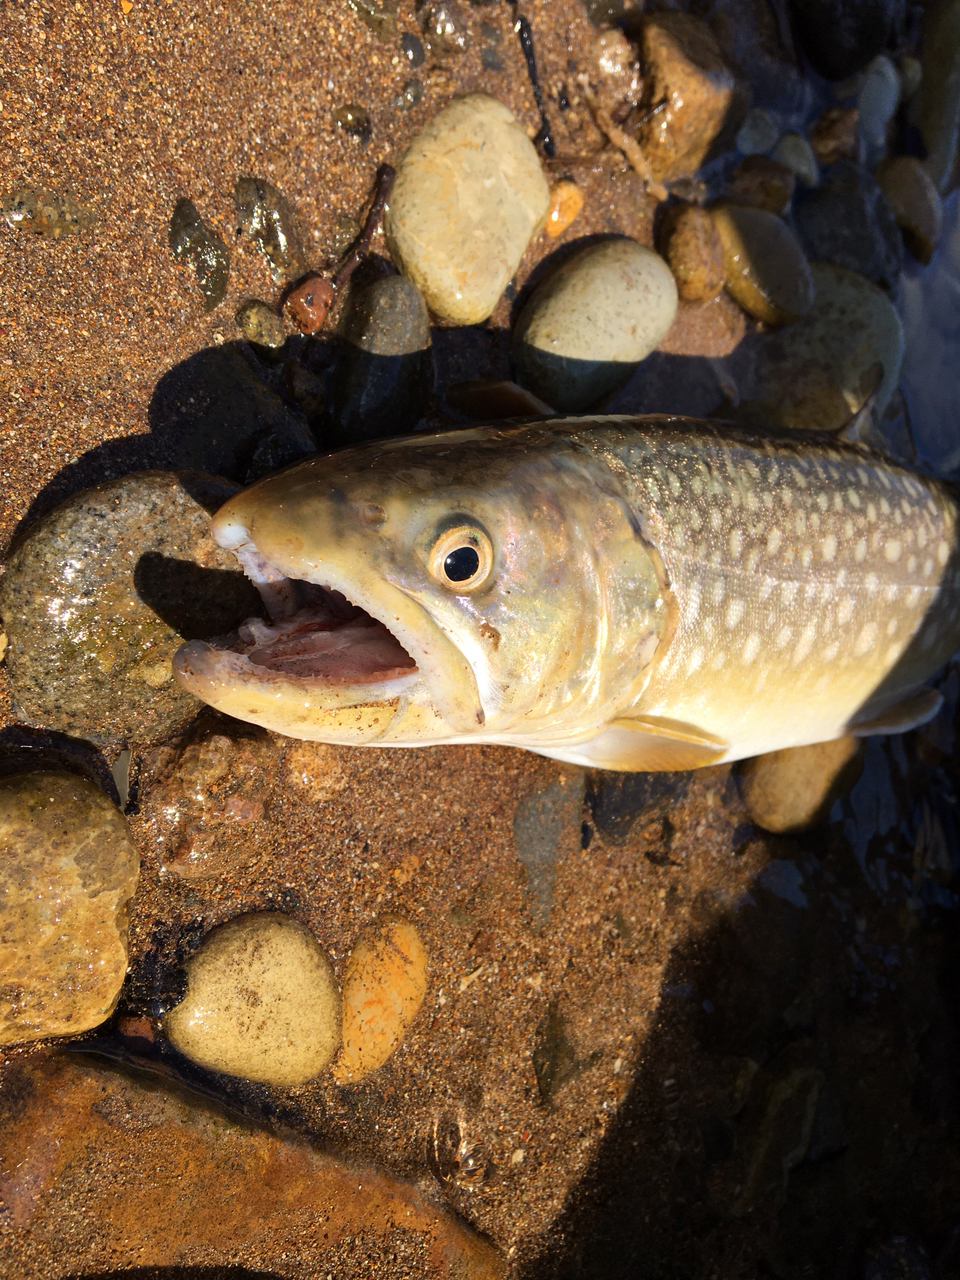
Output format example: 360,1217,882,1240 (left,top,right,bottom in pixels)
165,912,341,1087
